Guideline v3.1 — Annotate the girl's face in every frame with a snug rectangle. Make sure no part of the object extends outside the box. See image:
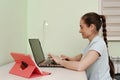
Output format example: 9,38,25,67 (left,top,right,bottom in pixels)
79,19,93,39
